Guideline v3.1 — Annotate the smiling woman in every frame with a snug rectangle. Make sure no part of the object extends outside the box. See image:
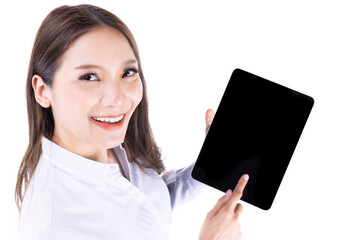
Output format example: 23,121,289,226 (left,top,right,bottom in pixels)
16,5,164,206
15,4,247,240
